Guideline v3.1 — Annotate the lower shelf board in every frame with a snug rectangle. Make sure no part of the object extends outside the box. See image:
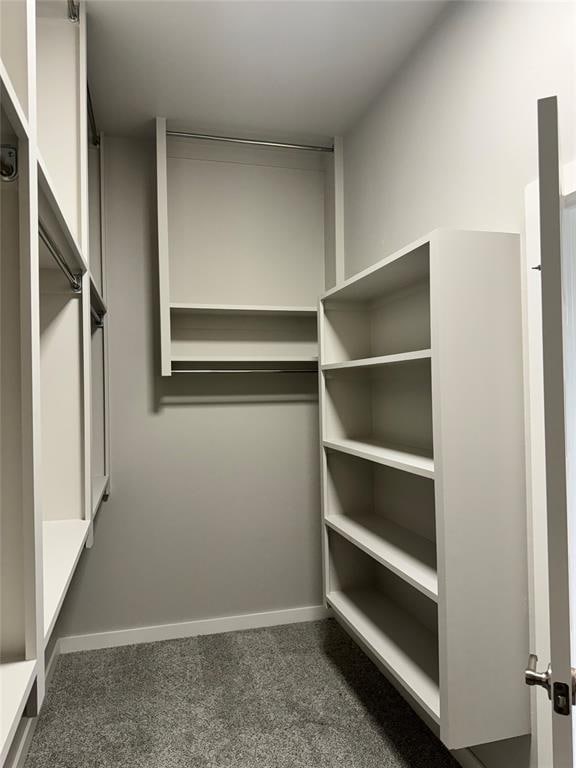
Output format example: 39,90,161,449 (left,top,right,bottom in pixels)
92,474,109,516
0,660,37,764
43,519,90,644
323,438,434,479
327,588,440,723
325,516,438,601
